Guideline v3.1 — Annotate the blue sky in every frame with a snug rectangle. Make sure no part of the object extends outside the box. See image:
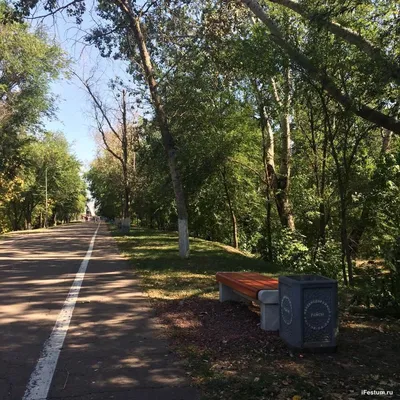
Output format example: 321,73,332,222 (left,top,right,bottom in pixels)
45,74,96,168
33,3,131,169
